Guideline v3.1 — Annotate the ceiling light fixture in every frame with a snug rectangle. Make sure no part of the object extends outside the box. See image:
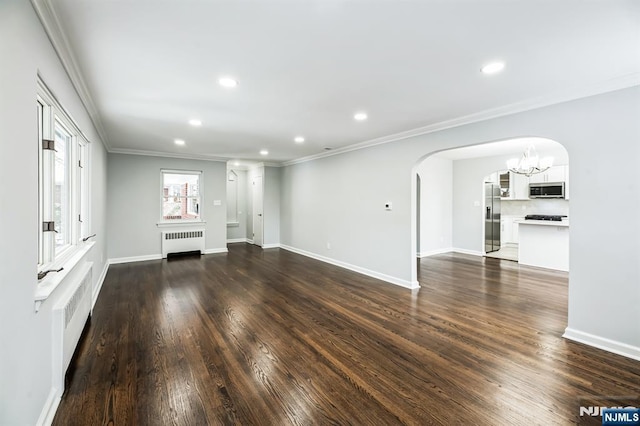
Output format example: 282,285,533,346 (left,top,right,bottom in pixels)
218,77,238,88
294,136,305,143
188,119,202,126
174,139,185,146
506,145,553,177
481,61,505,75
354,112,368,121
260,150,269,156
